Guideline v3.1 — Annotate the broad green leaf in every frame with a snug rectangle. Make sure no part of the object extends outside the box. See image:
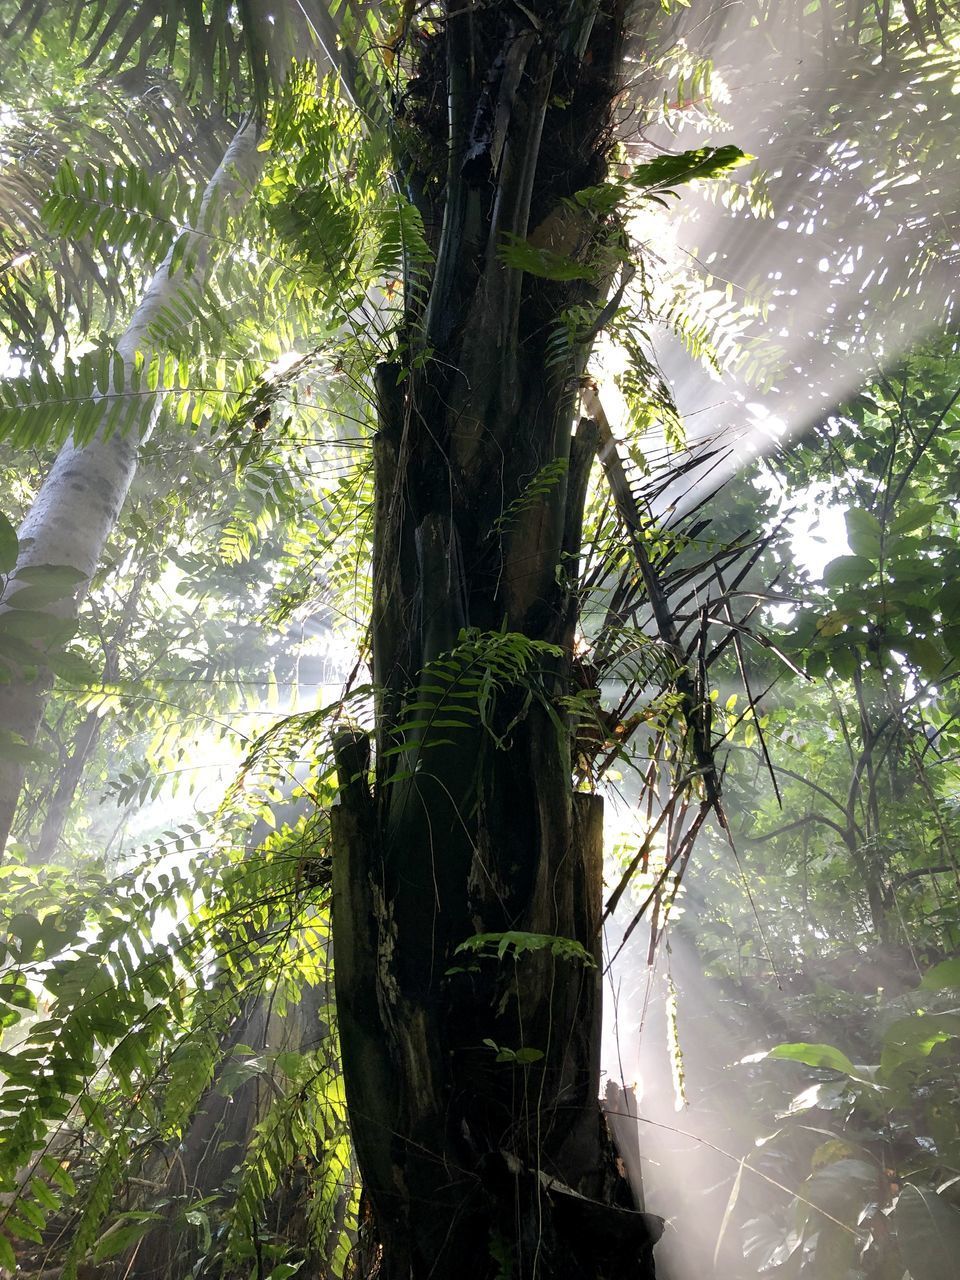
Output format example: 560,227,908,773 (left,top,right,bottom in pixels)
742,1217,802,1273
6,1214,41,1244
15,1200,44,1231
891,503,939,535
811,1138,860,1168
802,1157,879,1224
844,508,881,558
829,646,859,679
29,1177,59,1211
765,1042,858,1076
805,650,828,678
7,564,87,609
847,392,879,421
937,579,960,620
880,1015,960,1076
818,612,848,638
8,913,43,962
184,1209,212,1253
41,1158,75,1198
513,1047,545,1064
0,610,77,644
47,649,100,683
890,557,945,585
782,1081,850,1115
899,636,947,679
823,555,875,587
892,1184,960,1280
920,958,960,990
16,564,88,586
0,631,43,666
